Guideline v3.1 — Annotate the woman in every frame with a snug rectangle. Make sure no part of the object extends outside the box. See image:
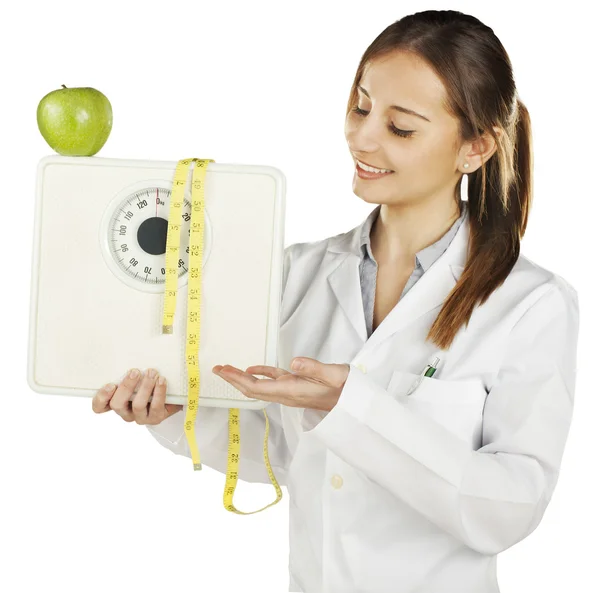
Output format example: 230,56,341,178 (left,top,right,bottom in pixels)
93,9,579,593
